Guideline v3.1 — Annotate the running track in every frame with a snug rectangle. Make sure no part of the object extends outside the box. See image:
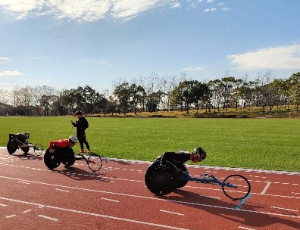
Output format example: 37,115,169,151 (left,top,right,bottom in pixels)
0,147,299,230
